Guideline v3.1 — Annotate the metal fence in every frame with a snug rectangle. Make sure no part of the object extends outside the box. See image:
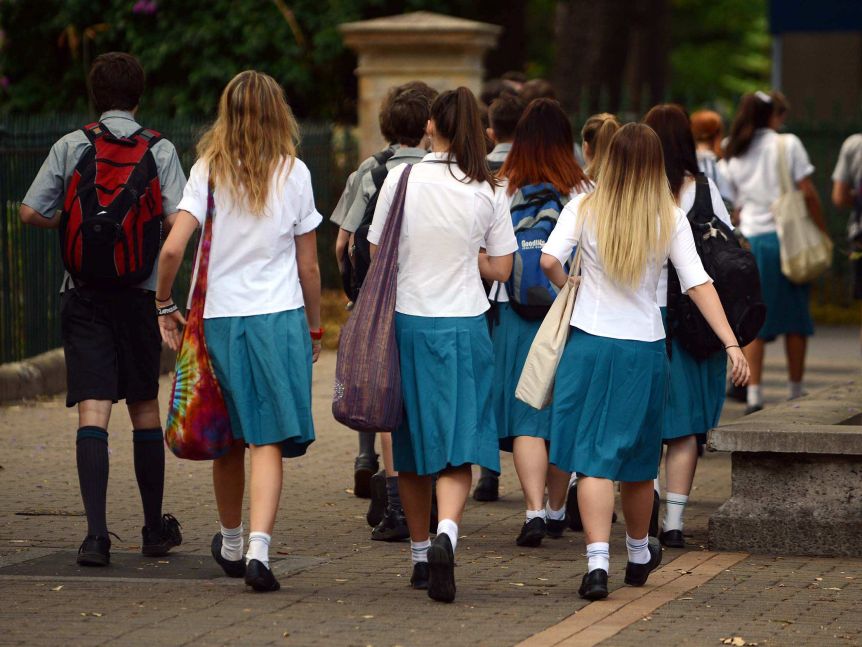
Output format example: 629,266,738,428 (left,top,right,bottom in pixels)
1,111,858,363
0,115,356,363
